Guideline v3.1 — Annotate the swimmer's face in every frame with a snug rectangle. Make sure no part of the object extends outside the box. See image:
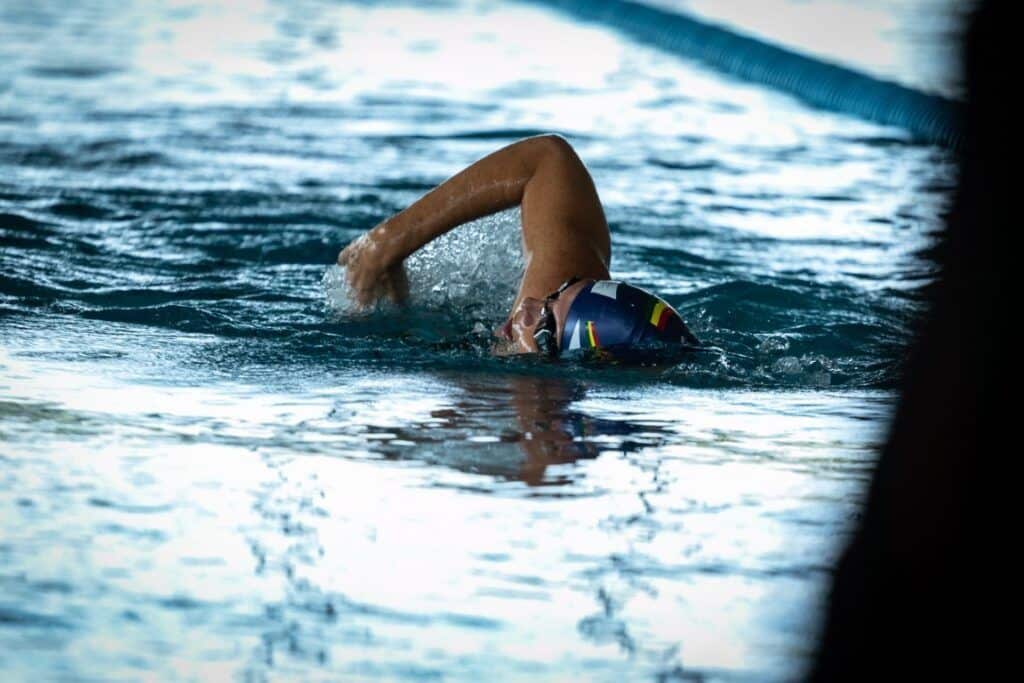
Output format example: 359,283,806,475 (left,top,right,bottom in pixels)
494,296,546,354
492,279,590,356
